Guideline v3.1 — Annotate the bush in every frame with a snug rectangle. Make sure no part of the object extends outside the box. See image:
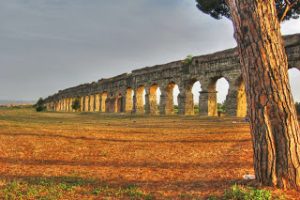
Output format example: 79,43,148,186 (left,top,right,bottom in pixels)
217,103,225,113
223,185,273,200
35,98,46,112
72,98,81,111
182,54,193,65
